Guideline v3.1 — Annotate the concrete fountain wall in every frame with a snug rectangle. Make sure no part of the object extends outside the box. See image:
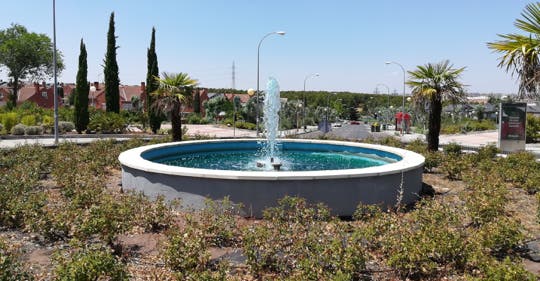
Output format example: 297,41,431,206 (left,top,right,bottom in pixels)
119,139,425,217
